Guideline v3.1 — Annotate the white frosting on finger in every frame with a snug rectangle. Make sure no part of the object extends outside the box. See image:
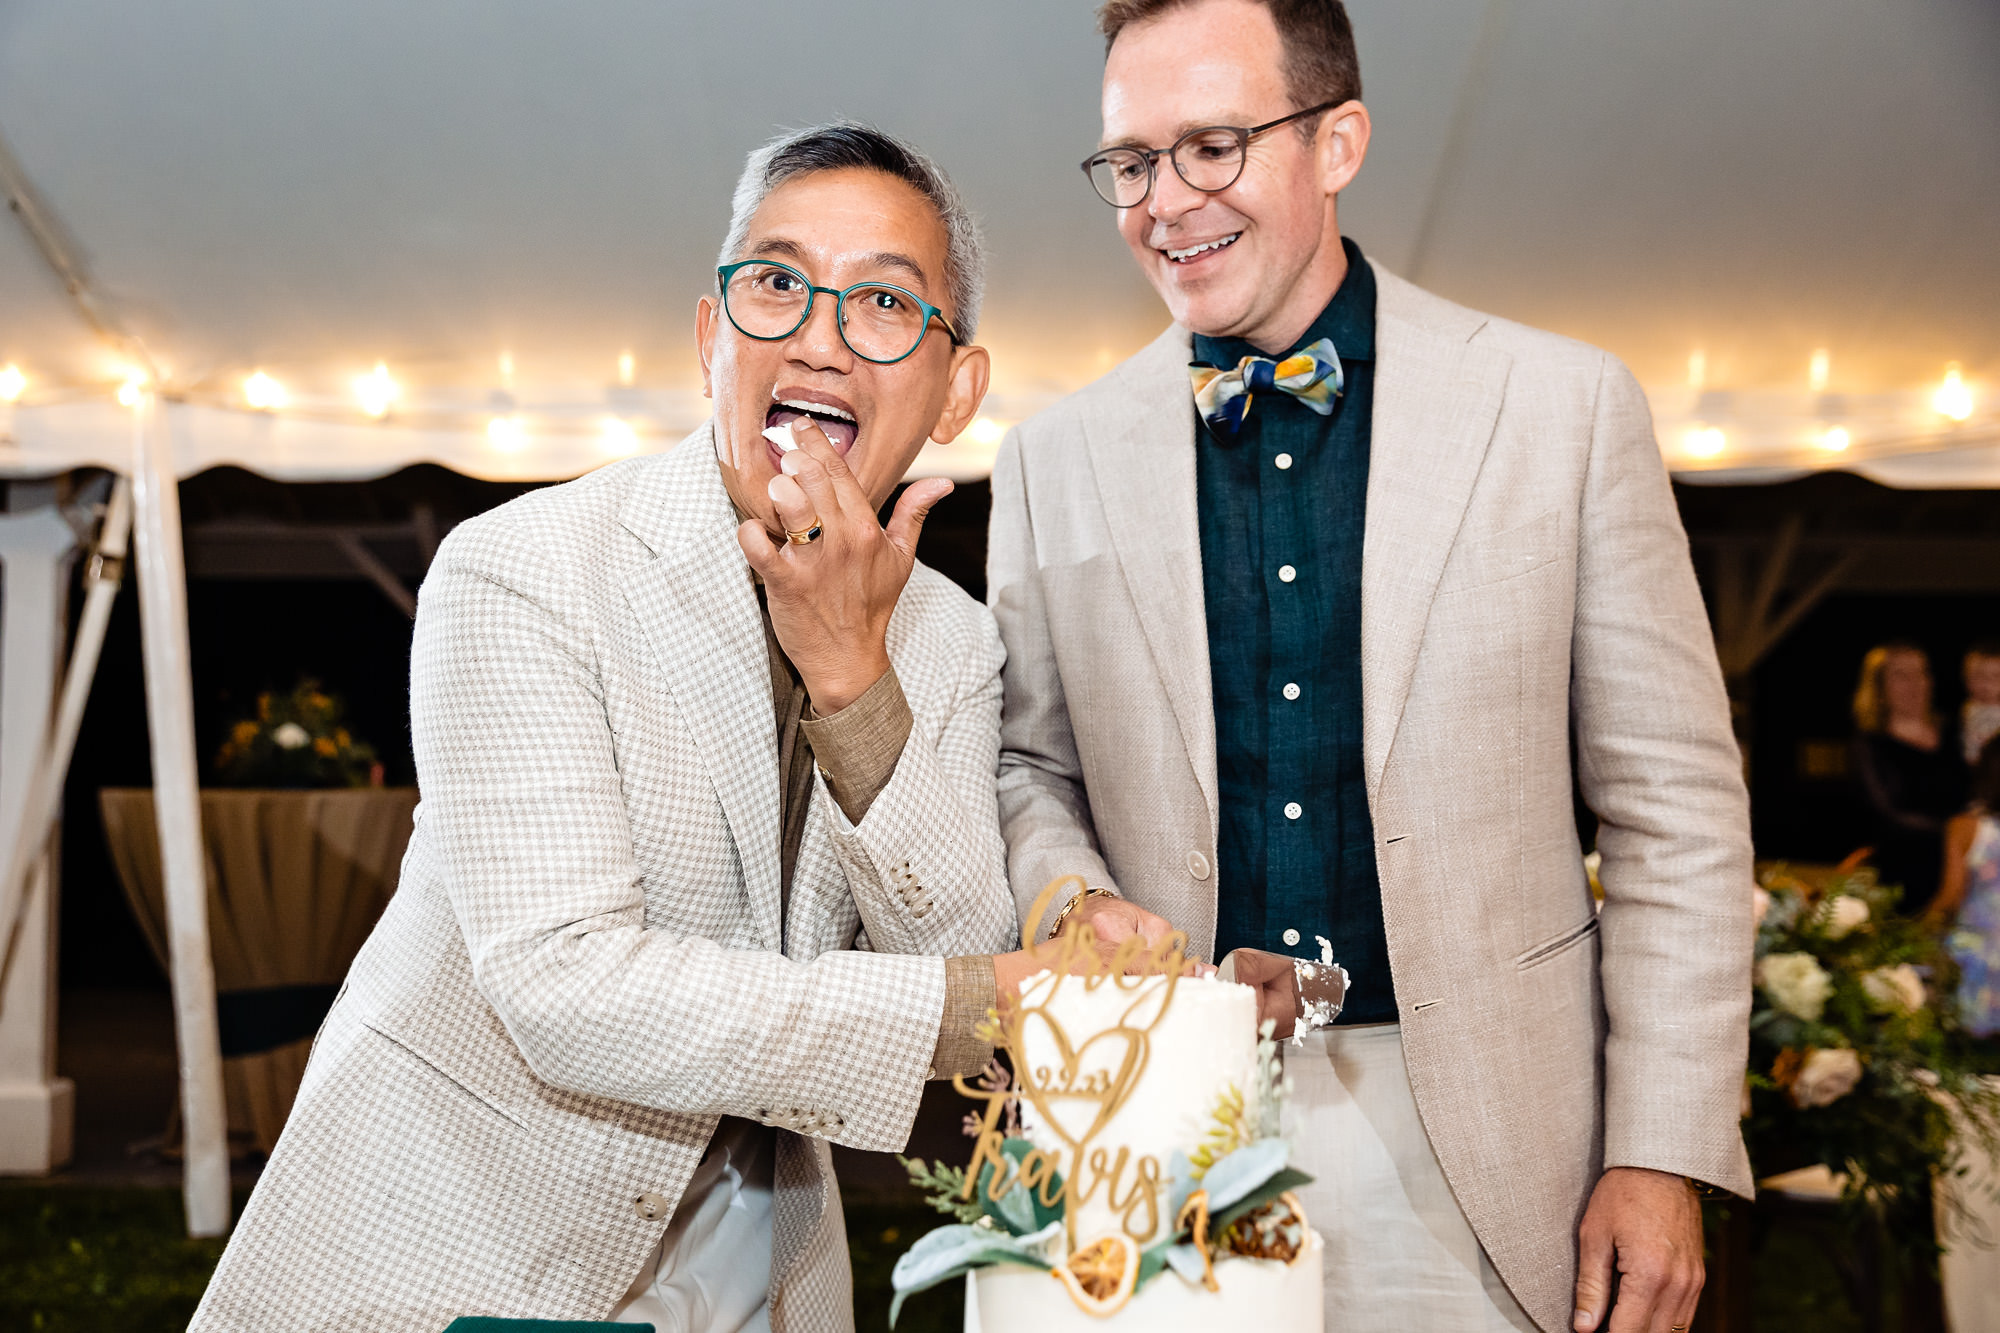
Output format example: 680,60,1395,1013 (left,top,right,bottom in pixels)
760,422,802,452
